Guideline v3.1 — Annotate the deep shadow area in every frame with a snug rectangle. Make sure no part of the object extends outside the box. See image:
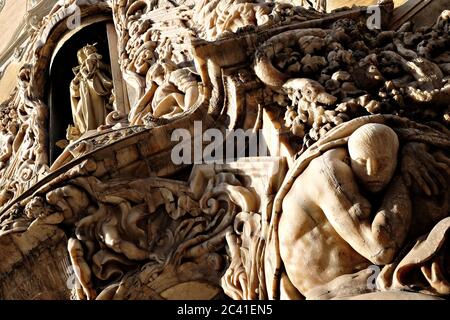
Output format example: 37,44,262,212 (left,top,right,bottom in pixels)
47,22,111,164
